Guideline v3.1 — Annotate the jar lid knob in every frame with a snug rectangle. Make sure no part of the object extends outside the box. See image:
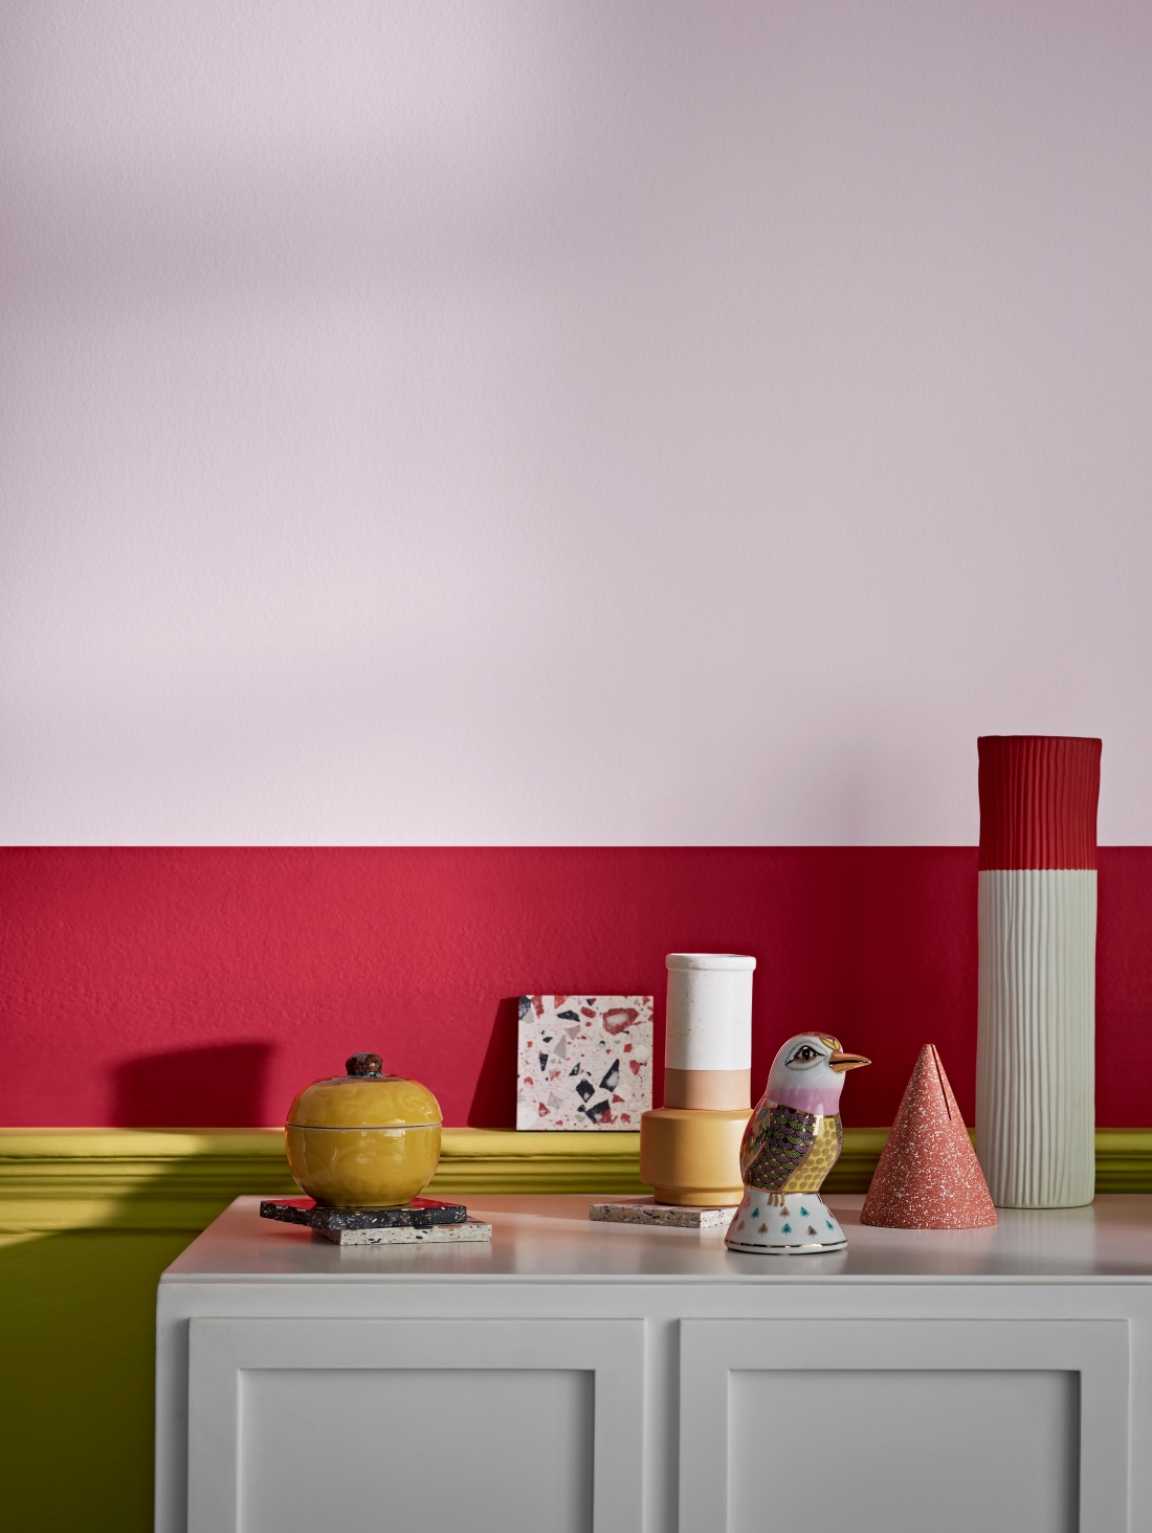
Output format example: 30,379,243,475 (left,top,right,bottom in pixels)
346,1053,384,1077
